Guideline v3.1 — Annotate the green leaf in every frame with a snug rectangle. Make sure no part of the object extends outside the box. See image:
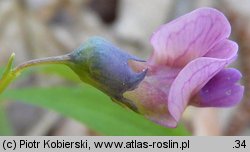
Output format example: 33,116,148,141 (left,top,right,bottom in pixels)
0,104,12,135
0,53,19,94
1,86,190,136
37,64,81,83
0,68,4,77
2,53,15,78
